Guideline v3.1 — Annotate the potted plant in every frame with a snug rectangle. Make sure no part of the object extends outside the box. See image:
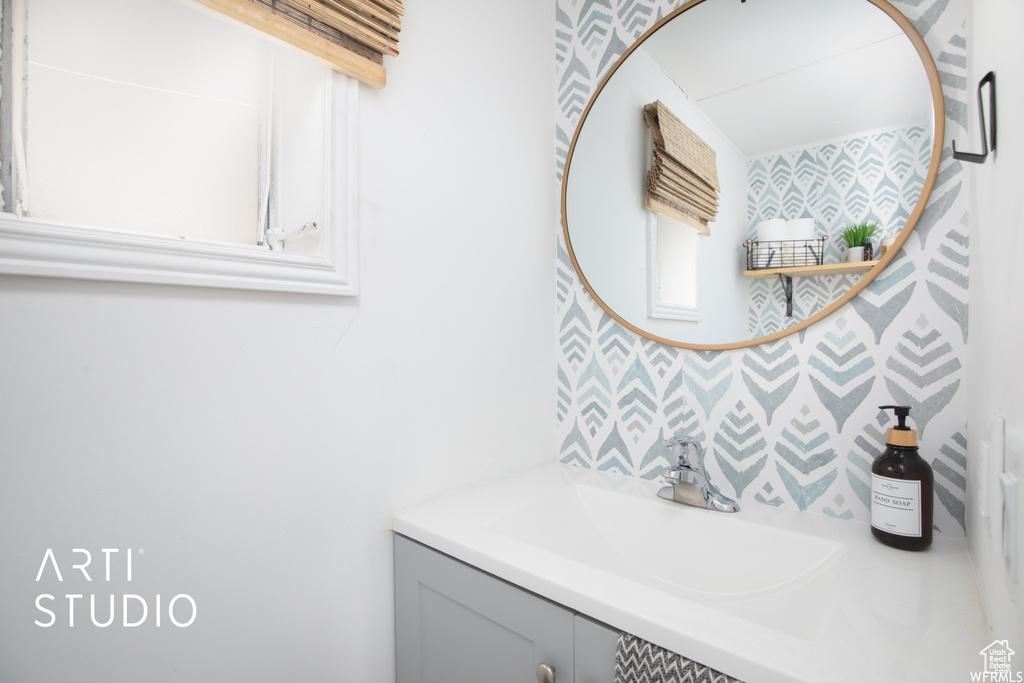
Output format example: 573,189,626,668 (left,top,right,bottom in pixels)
840,221,878,262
